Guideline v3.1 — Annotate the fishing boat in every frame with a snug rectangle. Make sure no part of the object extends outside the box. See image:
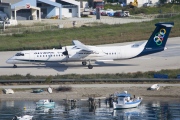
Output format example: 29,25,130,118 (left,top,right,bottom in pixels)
113,91,142,109
12,115,33,120
36,99,55,108
3,88,14,94
150,84,160,90
36,106,54,112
